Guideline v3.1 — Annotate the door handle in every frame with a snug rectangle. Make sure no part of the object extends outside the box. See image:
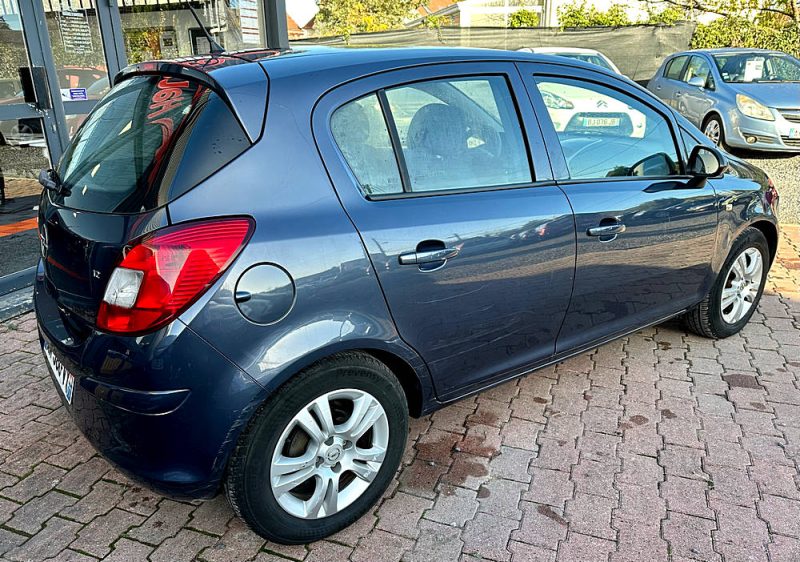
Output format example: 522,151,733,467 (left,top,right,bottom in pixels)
587,224,626,237
399,247,459,265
